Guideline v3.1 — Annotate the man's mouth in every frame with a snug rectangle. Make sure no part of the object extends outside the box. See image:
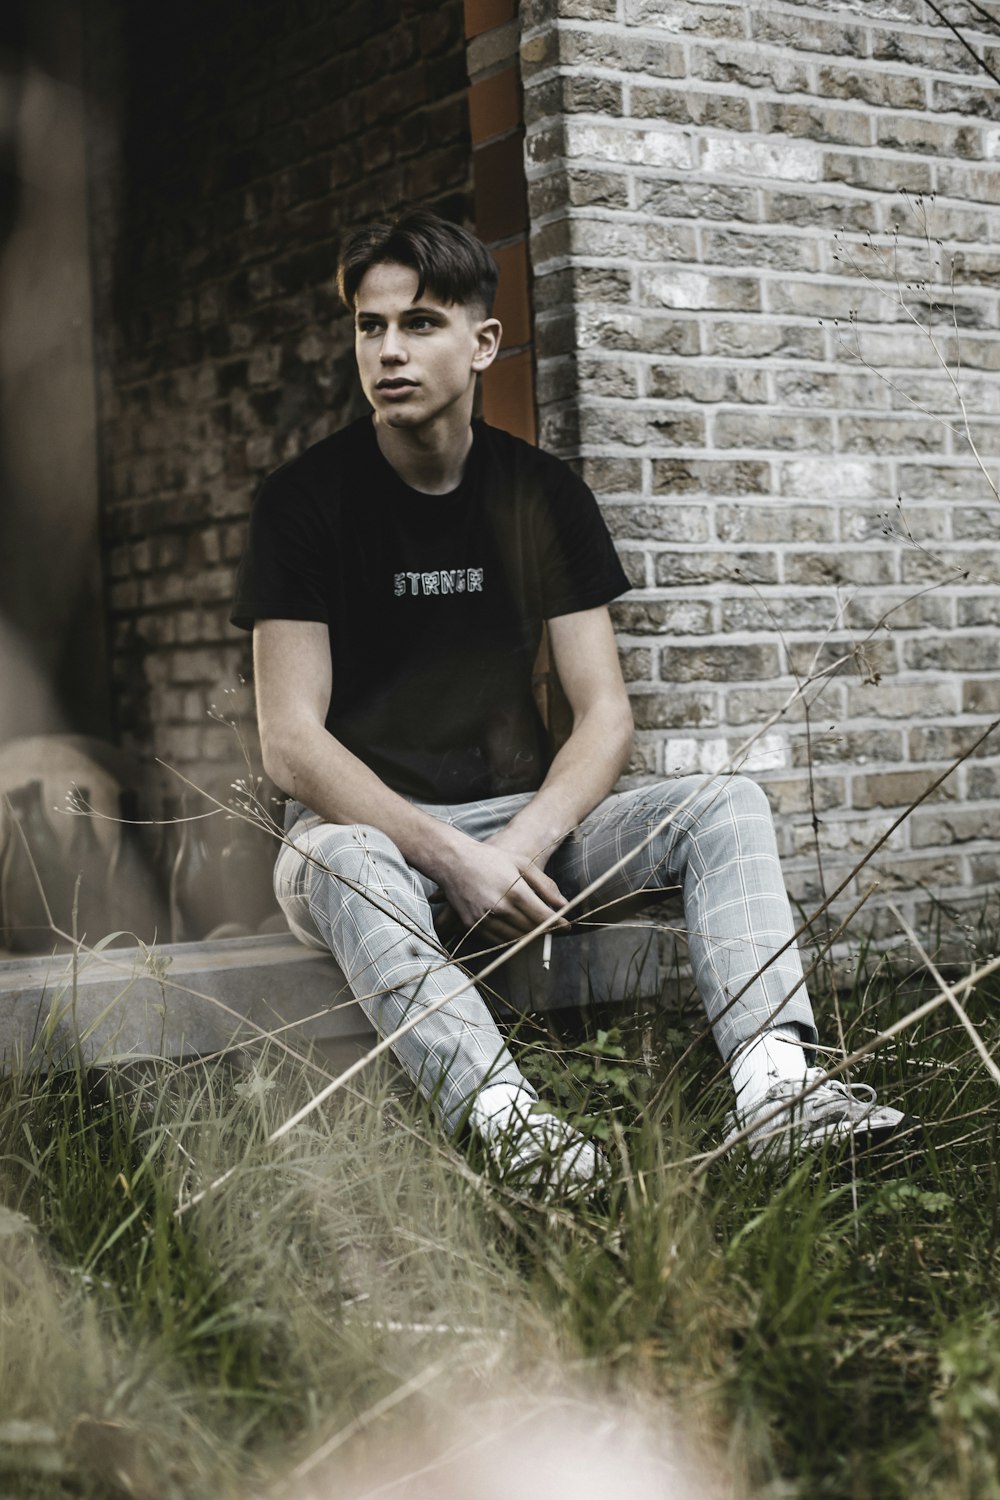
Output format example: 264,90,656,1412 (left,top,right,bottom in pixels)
376,378,417,390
